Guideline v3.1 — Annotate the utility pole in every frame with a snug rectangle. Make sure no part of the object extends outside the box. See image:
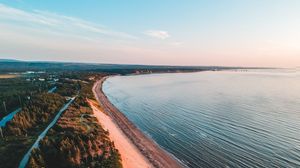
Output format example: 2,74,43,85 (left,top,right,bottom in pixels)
1,101,7,139
18,95,22,107
0,127,3,139
3,101,7,114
